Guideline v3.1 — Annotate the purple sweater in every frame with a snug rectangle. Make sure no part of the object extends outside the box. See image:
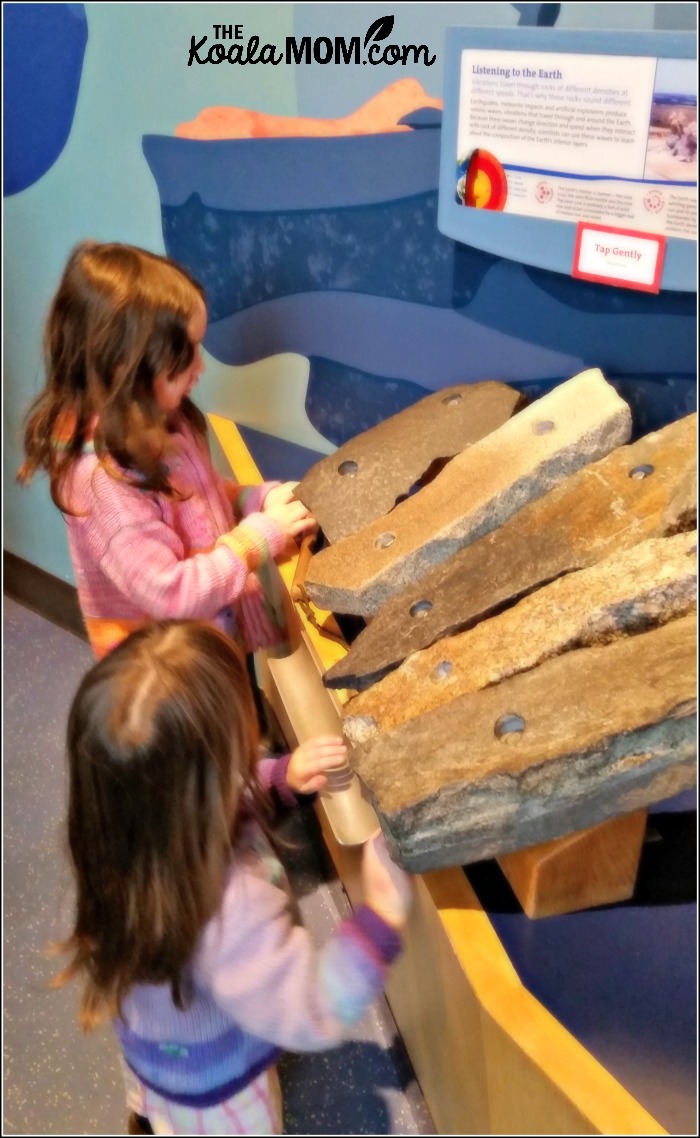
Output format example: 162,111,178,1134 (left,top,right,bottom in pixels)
115,756,402,1107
